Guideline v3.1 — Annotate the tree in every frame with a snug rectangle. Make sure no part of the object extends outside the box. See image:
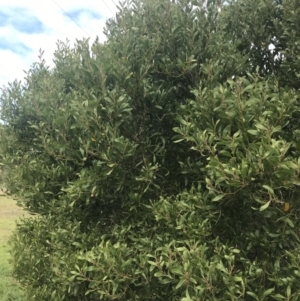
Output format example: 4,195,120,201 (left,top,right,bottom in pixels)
1,0,300,300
